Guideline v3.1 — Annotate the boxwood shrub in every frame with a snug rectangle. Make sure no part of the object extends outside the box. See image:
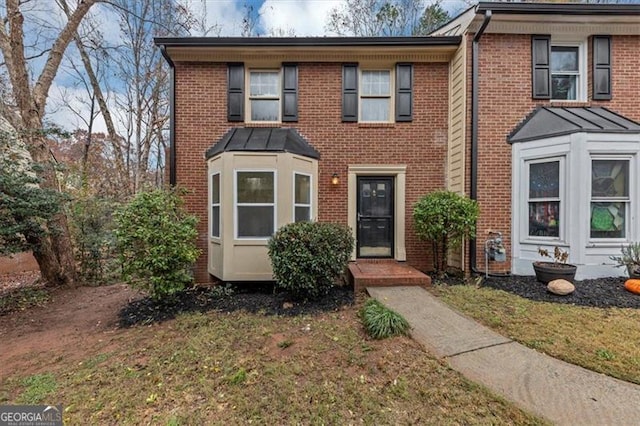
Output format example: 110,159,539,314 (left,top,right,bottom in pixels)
268,221,354,299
